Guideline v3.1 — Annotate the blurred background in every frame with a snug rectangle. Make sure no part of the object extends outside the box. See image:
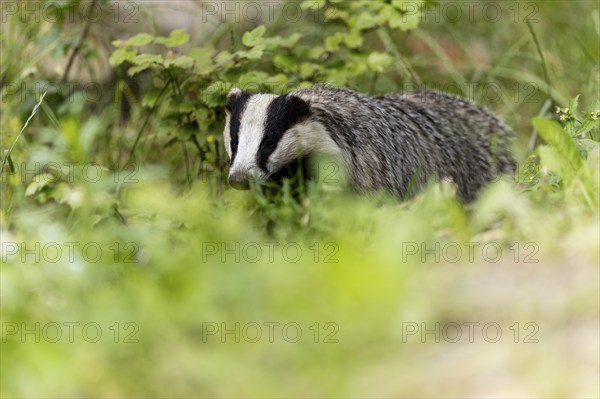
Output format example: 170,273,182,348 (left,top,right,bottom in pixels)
1,1,599,397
